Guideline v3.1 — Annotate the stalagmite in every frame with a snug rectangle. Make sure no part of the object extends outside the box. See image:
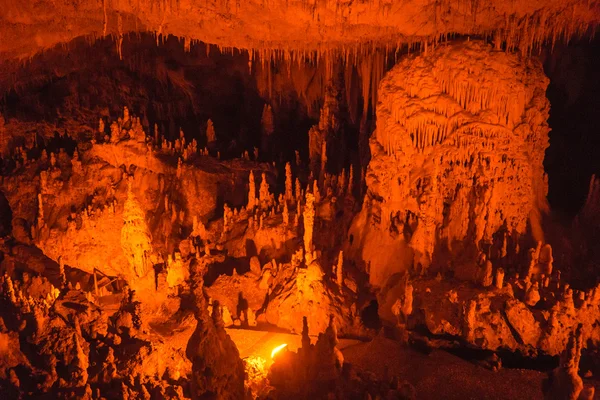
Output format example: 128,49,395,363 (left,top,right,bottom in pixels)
123,106,130,124
259,173,271,210
544,324,588,400
71,149,82,175
539,244,554,276
186,263,244,399
303,192,315,258
525,282,541,306
223,204,232,231
348,165,354,196
320,140,327,178
402,279,414,321
206,119,216,144
313,180,321,203
495,268,505,289
37,193,44,227
176,157,183,178
336,251,343,287
3,275,17,304
481,260,493,288
121,178,153,278
295,177,302,205
248,171,256,210
58,256,66,287
283,202,290,226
